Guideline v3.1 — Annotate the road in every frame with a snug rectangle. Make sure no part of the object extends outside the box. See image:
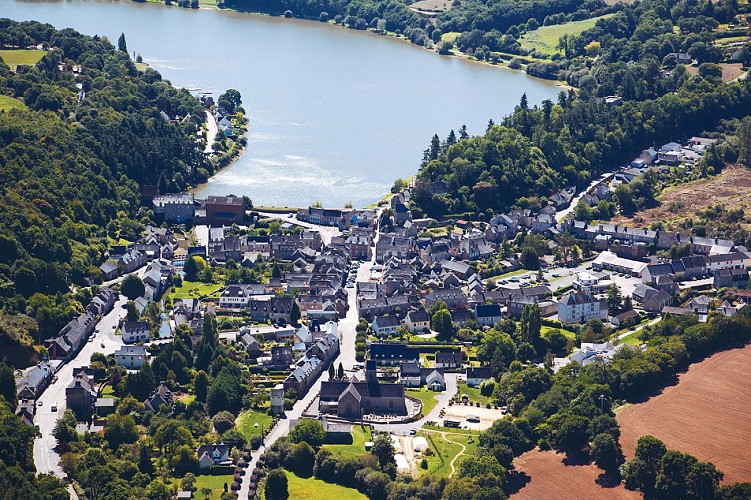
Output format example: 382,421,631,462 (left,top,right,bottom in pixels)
33,293,130,477
204,110,217,154
555,172,615,223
